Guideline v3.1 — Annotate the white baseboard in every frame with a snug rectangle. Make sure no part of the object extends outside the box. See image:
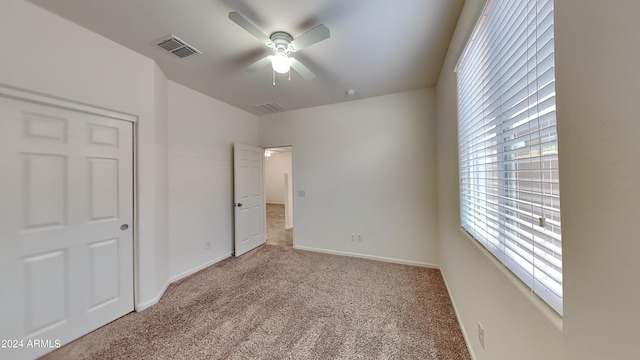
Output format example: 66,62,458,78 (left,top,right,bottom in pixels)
135,280,170,312
169,252,233,283
293,245,440,269
134,252,232,312
440,268,477,360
